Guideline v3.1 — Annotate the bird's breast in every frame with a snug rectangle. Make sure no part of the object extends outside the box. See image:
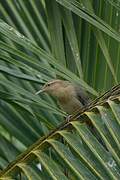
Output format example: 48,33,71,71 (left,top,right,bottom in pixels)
59,97,83,114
